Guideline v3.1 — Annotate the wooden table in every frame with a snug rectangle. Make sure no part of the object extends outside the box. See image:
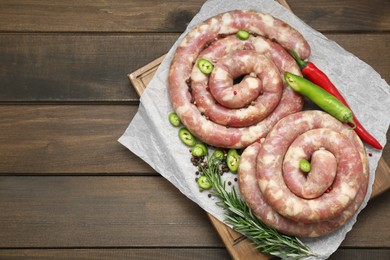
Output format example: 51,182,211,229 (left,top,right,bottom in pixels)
0,1,389,259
